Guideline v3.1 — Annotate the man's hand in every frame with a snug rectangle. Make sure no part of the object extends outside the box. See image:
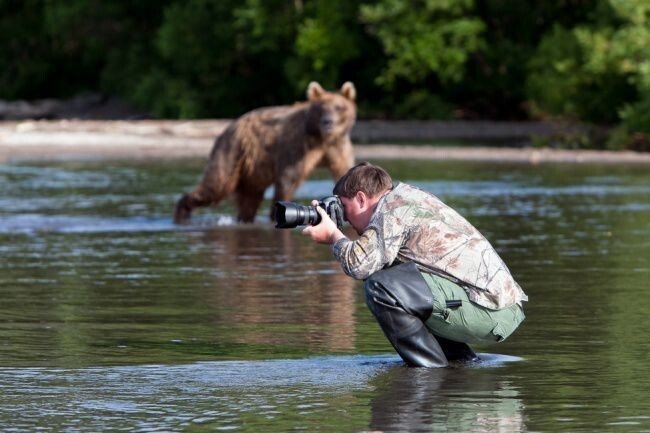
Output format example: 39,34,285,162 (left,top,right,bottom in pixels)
302,200,346,245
